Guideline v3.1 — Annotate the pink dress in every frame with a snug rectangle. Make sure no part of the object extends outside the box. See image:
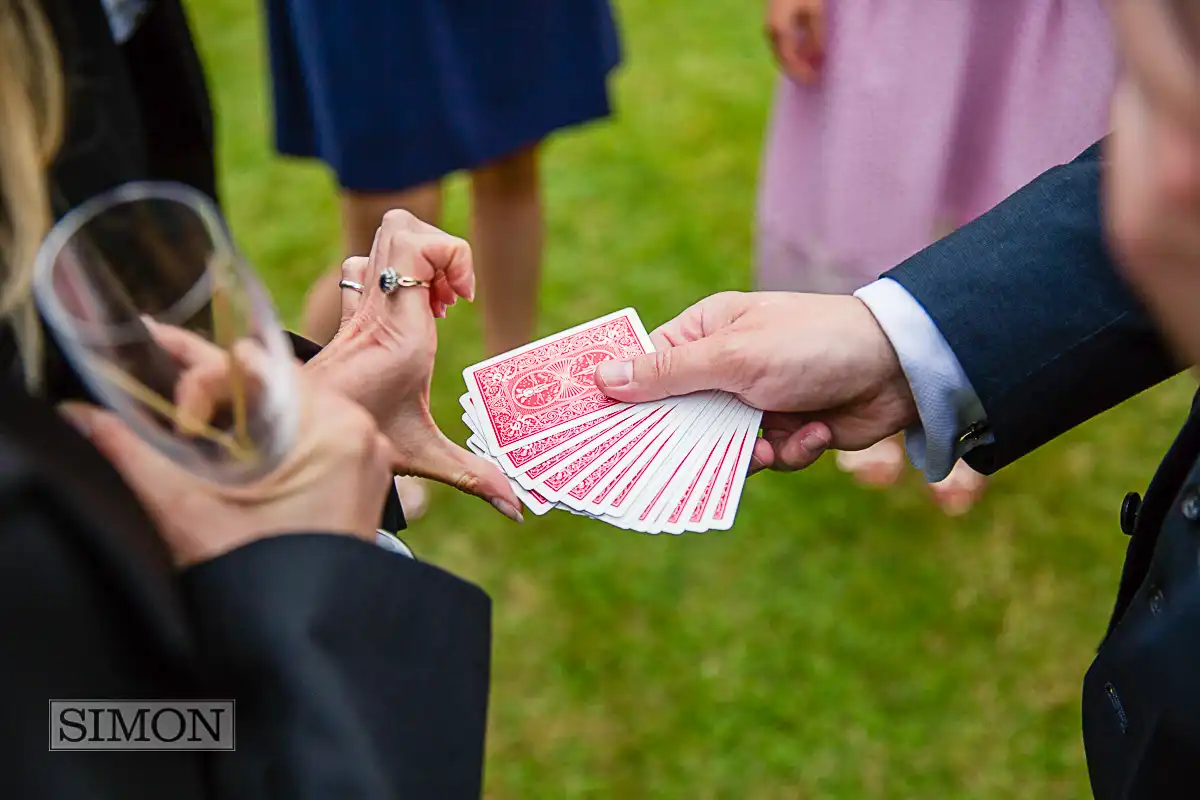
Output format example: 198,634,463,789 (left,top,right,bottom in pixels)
756,0,1118,293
